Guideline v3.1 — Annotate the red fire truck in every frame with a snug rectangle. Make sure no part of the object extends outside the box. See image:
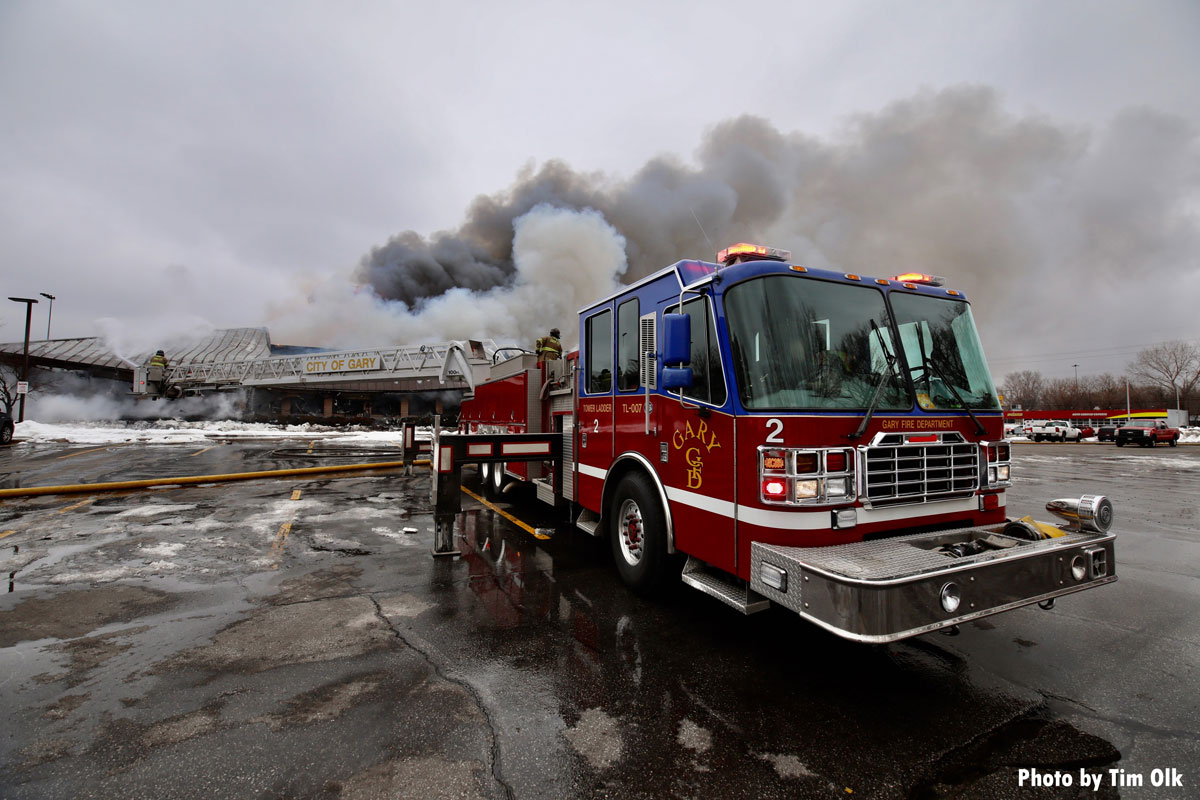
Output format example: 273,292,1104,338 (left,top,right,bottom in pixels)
446,243,1117,642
